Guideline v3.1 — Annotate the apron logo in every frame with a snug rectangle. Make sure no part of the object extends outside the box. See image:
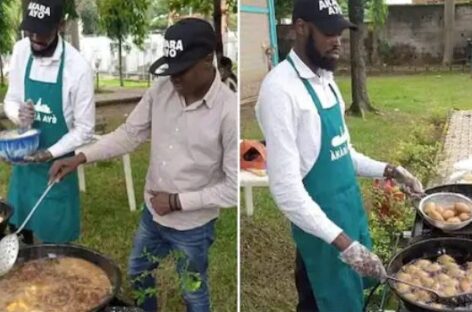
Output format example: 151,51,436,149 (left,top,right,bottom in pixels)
318,0,342,15
330,126,349,161
163,40,184,58
28,2,51,20
34,98,57,124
